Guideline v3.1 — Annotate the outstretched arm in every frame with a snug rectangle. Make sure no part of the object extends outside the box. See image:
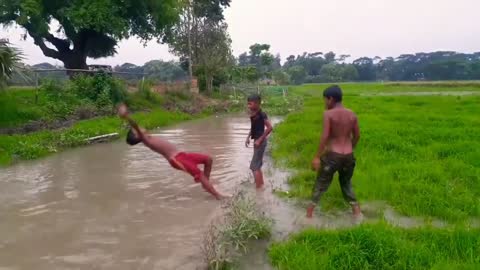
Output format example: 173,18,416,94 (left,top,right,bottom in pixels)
312,112,331,171
316,112,331,158
118,104,145,140
352,116,360,149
